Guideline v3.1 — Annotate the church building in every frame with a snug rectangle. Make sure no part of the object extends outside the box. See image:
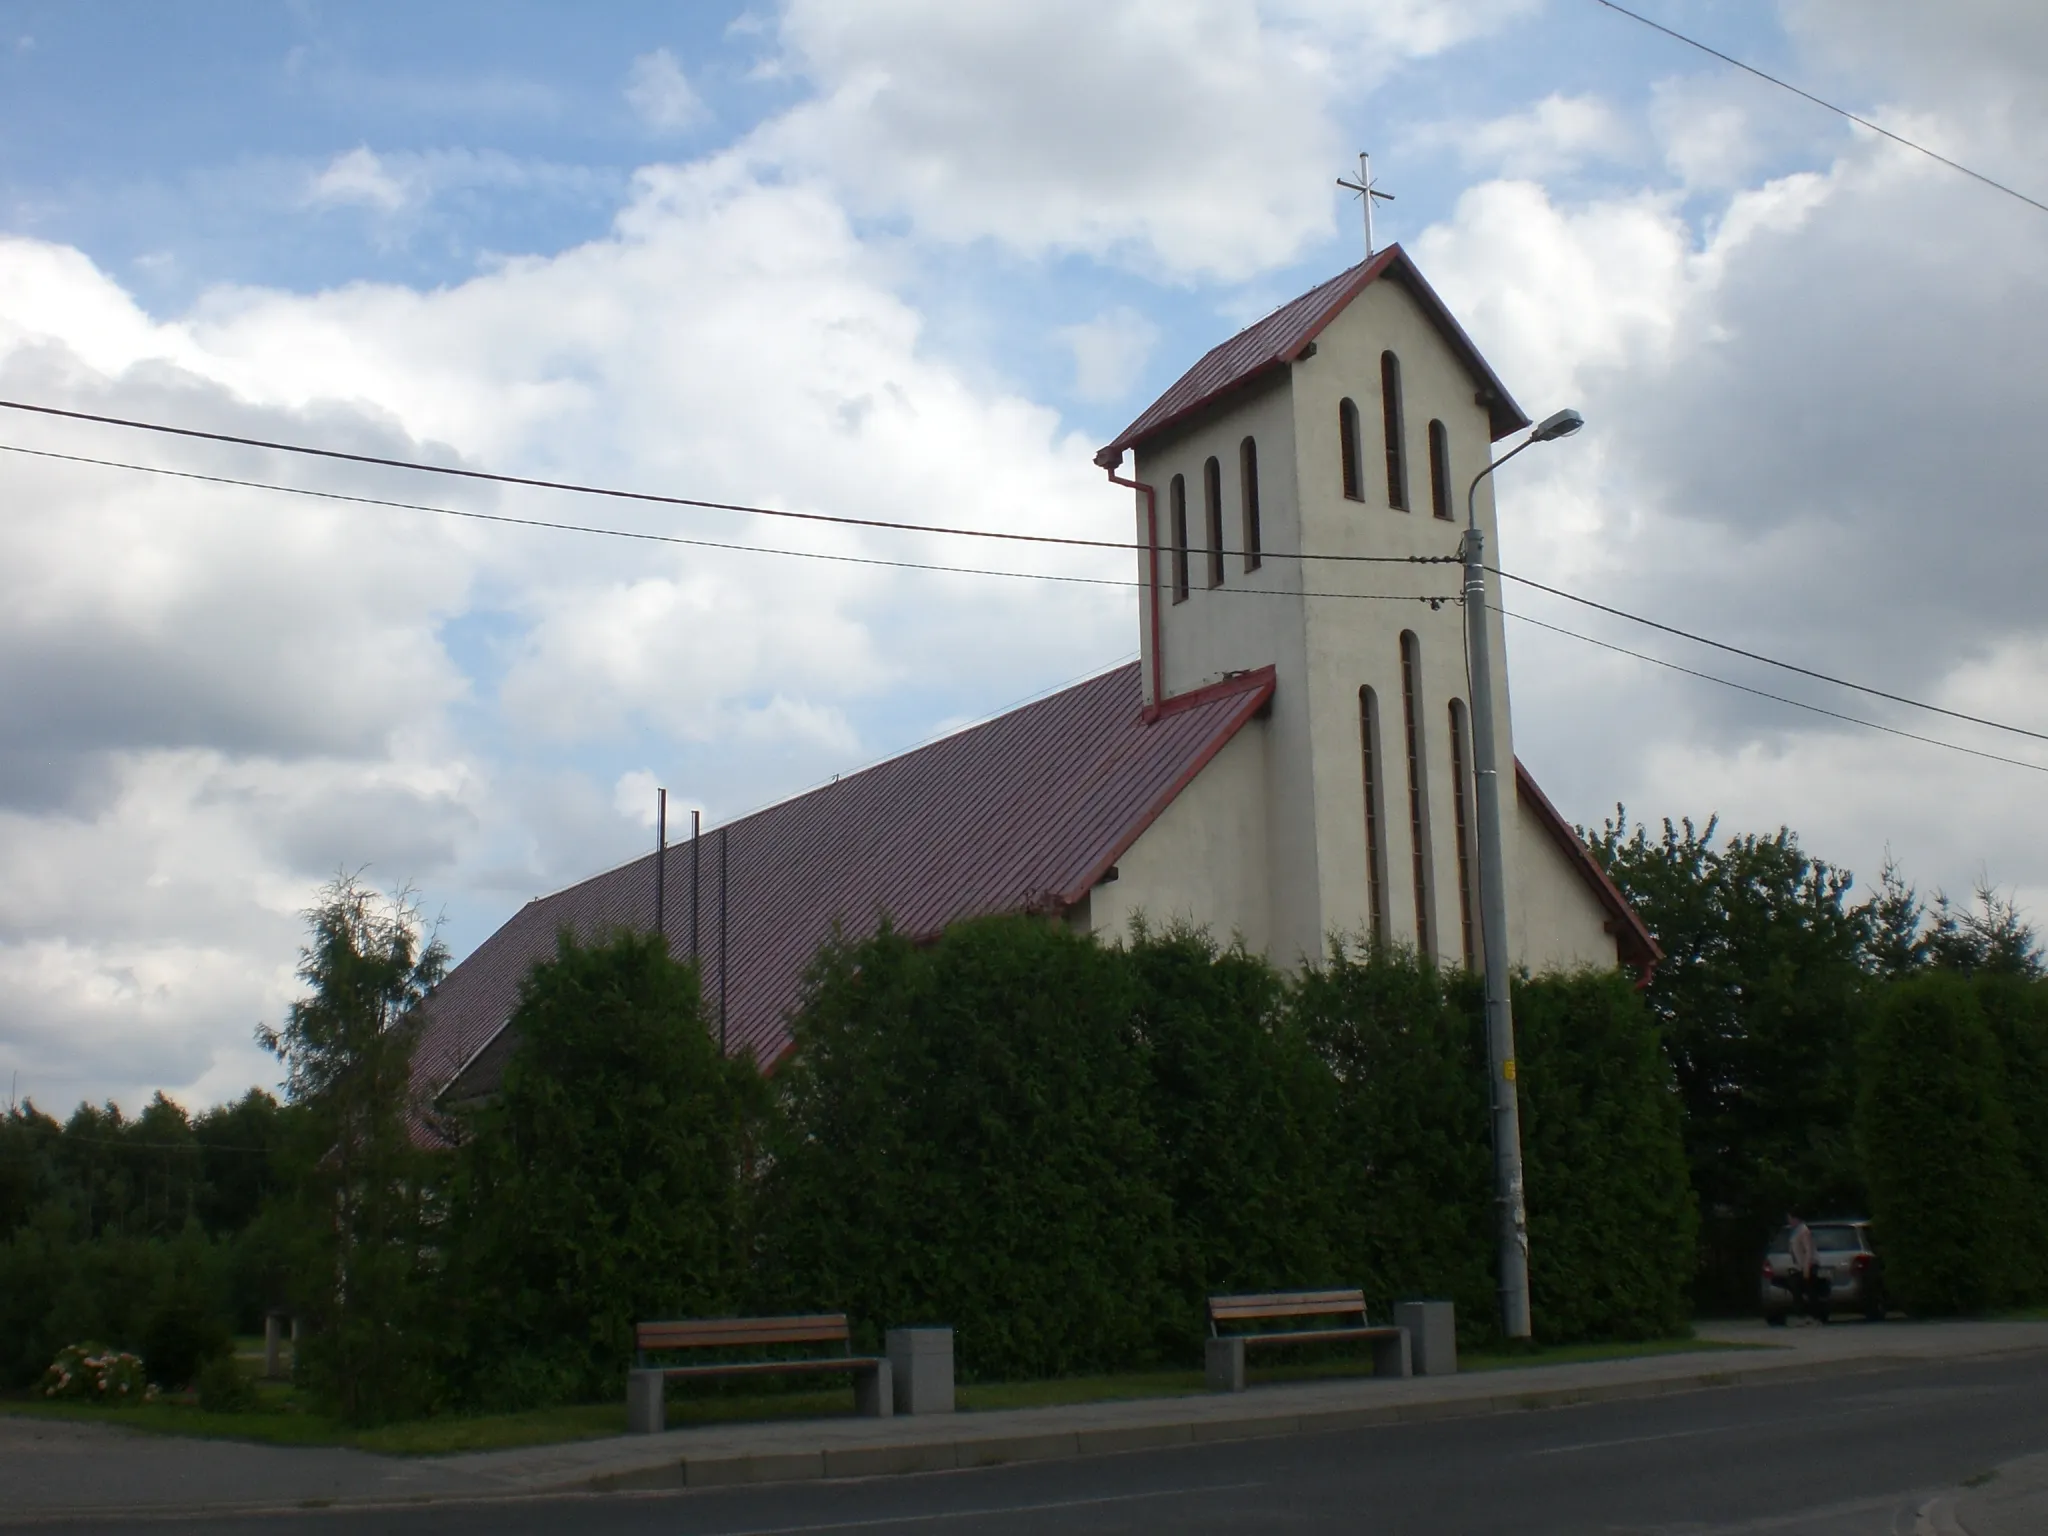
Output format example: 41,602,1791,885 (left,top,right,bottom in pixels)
411,244,1656,1106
